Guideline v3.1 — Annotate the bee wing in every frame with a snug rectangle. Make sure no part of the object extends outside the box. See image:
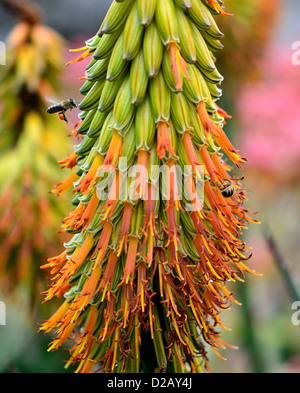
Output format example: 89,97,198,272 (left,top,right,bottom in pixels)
45,97,59,104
